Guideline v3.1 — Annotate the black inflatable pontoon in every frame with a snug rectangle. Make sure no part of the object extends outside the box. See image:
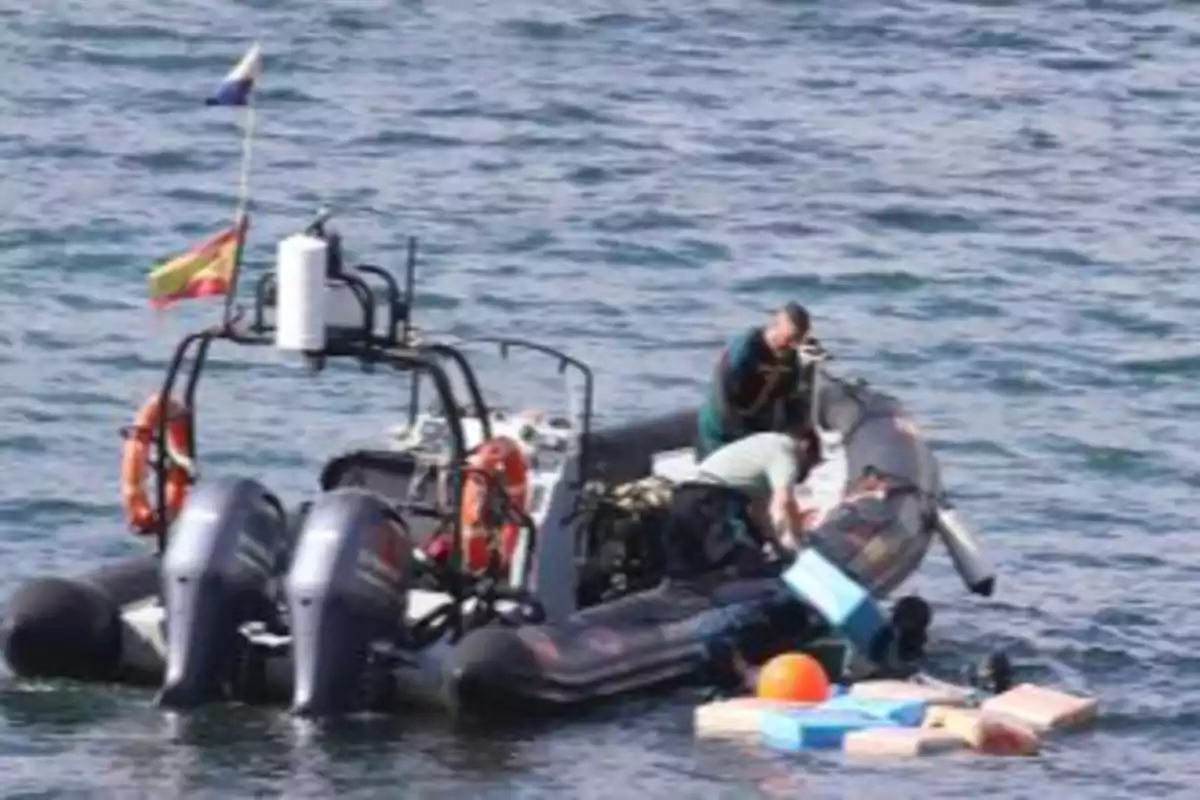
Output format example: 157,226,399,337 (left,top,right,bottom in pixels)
0,212,995,719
